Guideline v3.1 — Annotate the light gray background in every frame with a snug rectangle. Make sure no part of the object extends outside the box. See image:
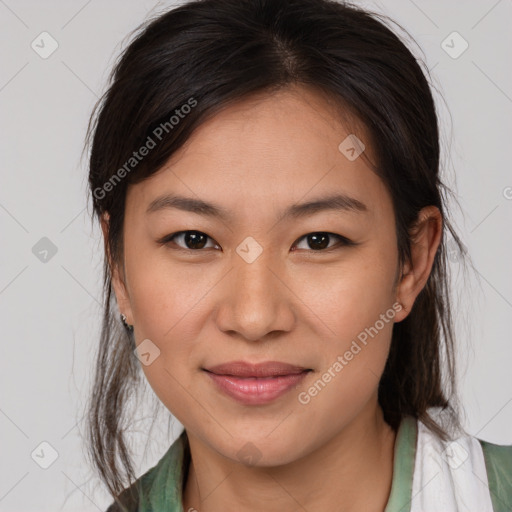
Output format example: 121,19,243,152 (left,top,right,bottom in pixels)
0,0,511,510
